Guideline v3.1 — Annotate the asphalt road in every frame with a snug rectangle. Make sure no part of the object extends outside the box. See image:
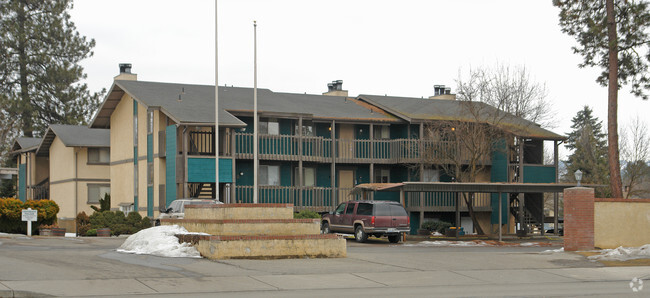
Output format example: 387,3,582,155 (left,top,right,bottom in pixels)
0,234,648,297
